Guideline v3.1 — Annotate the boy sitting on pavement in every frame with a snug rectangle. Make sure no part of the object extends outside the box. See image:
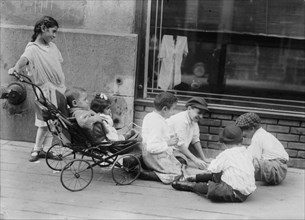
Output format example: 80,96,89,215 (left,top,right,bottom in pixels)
90,93,138,141
141,92,184,184
172,124,256,203
65,87,107,144
167,97,213,169
235,112,289,185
